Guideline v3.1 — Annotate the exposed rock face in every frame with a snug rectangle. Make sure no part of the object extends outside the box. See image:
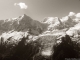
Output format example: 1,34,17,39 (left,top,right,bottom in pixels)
0,14,47,35
0,12,80,60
